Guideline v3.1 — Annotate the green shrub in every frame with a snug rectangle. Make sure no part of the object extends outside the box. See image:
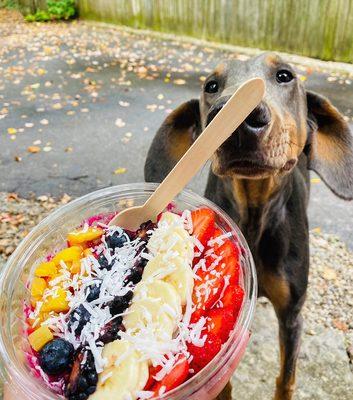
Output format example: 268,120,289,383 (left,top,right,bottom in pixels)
4,0,19,10
25,0,76,23
47,0,76,20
